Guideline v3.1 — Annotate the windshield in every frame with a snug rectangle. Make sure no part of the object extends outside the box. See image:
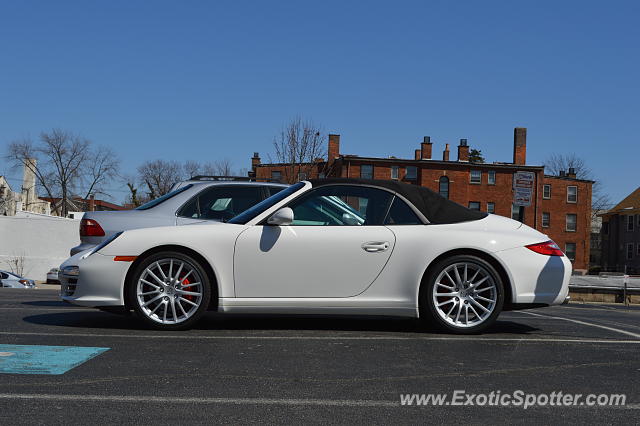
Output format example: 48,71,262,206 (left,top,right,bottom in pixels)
228,182,305,224
136,184,193,210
